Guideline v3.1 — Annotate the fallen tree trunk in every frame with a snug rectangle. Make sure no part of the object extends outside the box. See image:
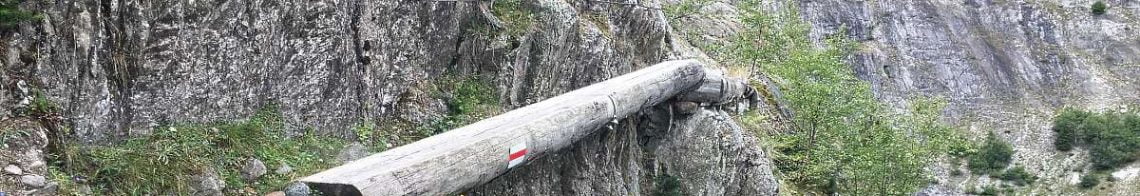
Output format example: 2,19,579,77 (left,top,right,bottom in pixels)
299,59,754,195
